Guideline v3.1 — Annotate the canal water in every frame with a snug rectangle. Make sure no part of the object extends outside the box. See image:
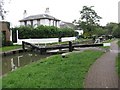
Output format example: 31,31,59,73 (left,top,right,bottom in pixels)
2,52,50,76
